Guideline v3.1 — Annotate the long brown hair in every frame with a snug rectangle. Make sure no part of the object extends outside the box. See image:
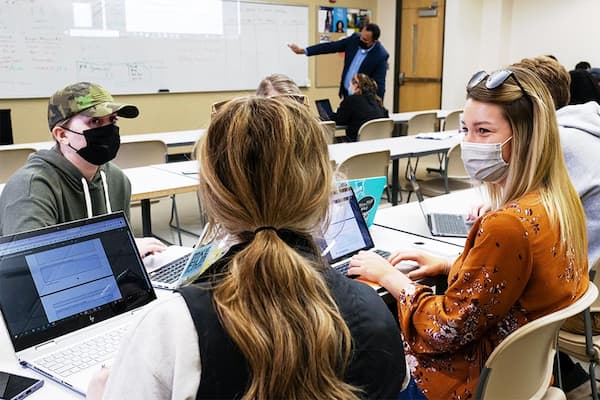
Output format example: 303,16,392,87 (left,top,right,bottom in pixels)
197,97,360,400
353,73,384,106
